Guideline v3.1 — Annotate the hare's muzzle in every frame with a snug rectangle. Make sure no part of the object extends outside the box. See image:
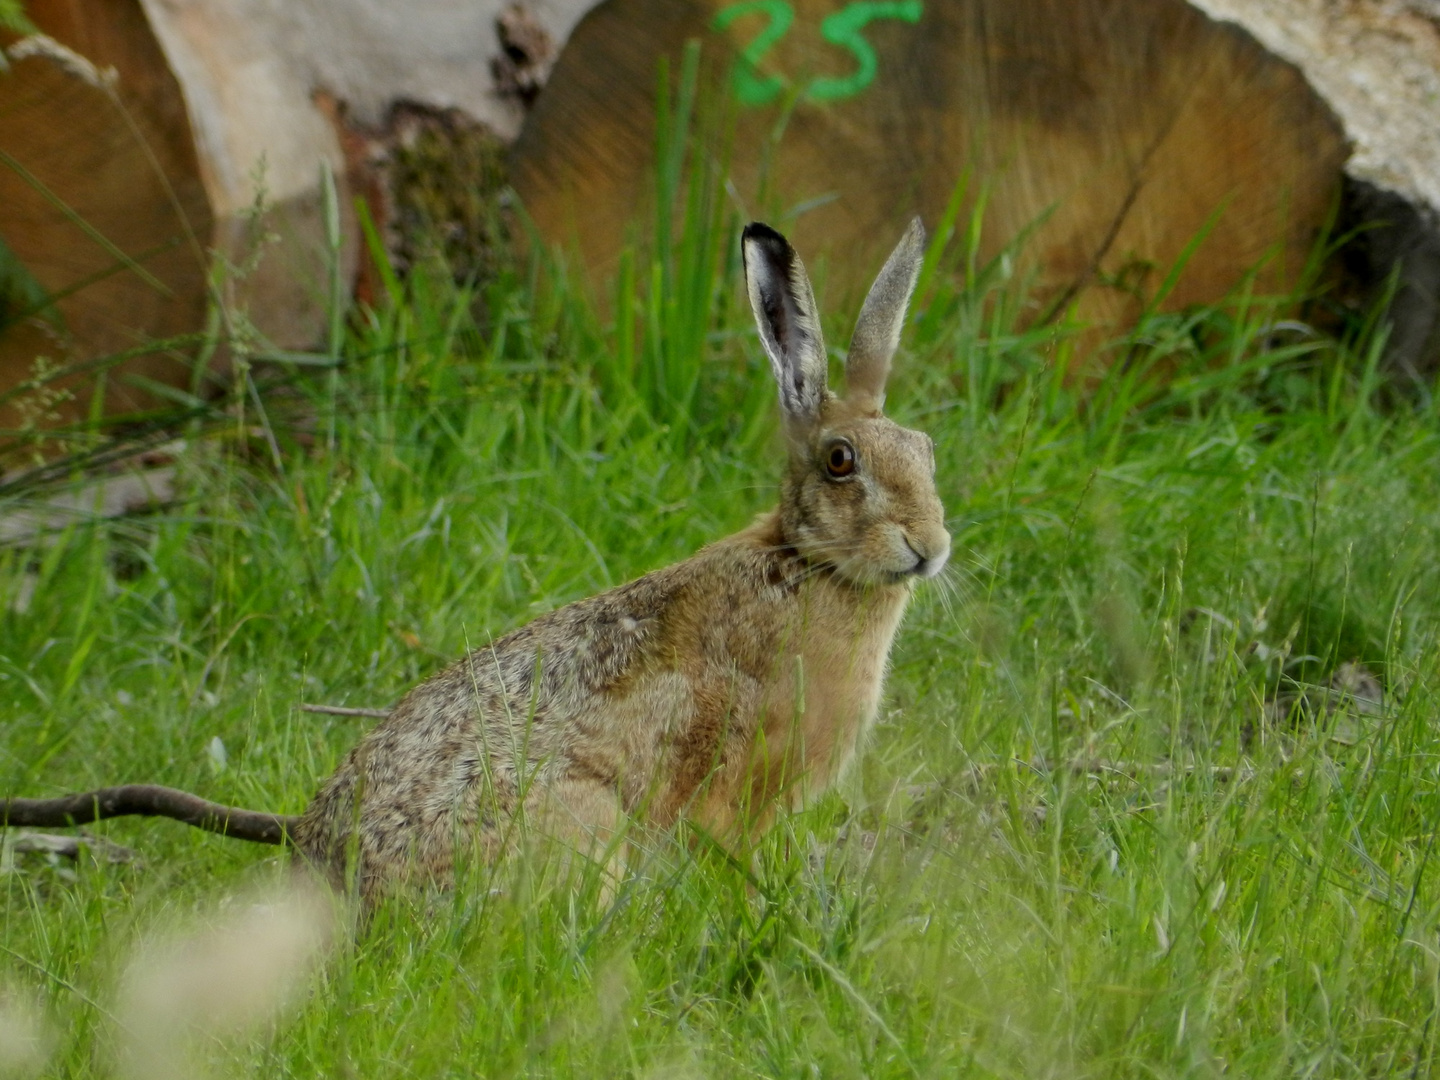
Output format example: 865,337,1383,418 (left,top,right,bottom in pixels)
903,528,951,579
